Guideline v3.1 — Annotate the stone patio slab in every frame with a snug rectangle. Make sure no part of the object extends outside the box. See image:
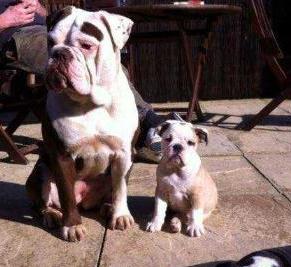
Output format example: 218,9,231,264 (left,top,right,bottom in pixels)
100,161,287,267
279,101,291,114
1,99,291,267
227,130,291,154
197,129,241,157
101,193,291,267
245,153,291,200
203,156,277,195
129,156,278,197
202,99,291,131
0,154,104,267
